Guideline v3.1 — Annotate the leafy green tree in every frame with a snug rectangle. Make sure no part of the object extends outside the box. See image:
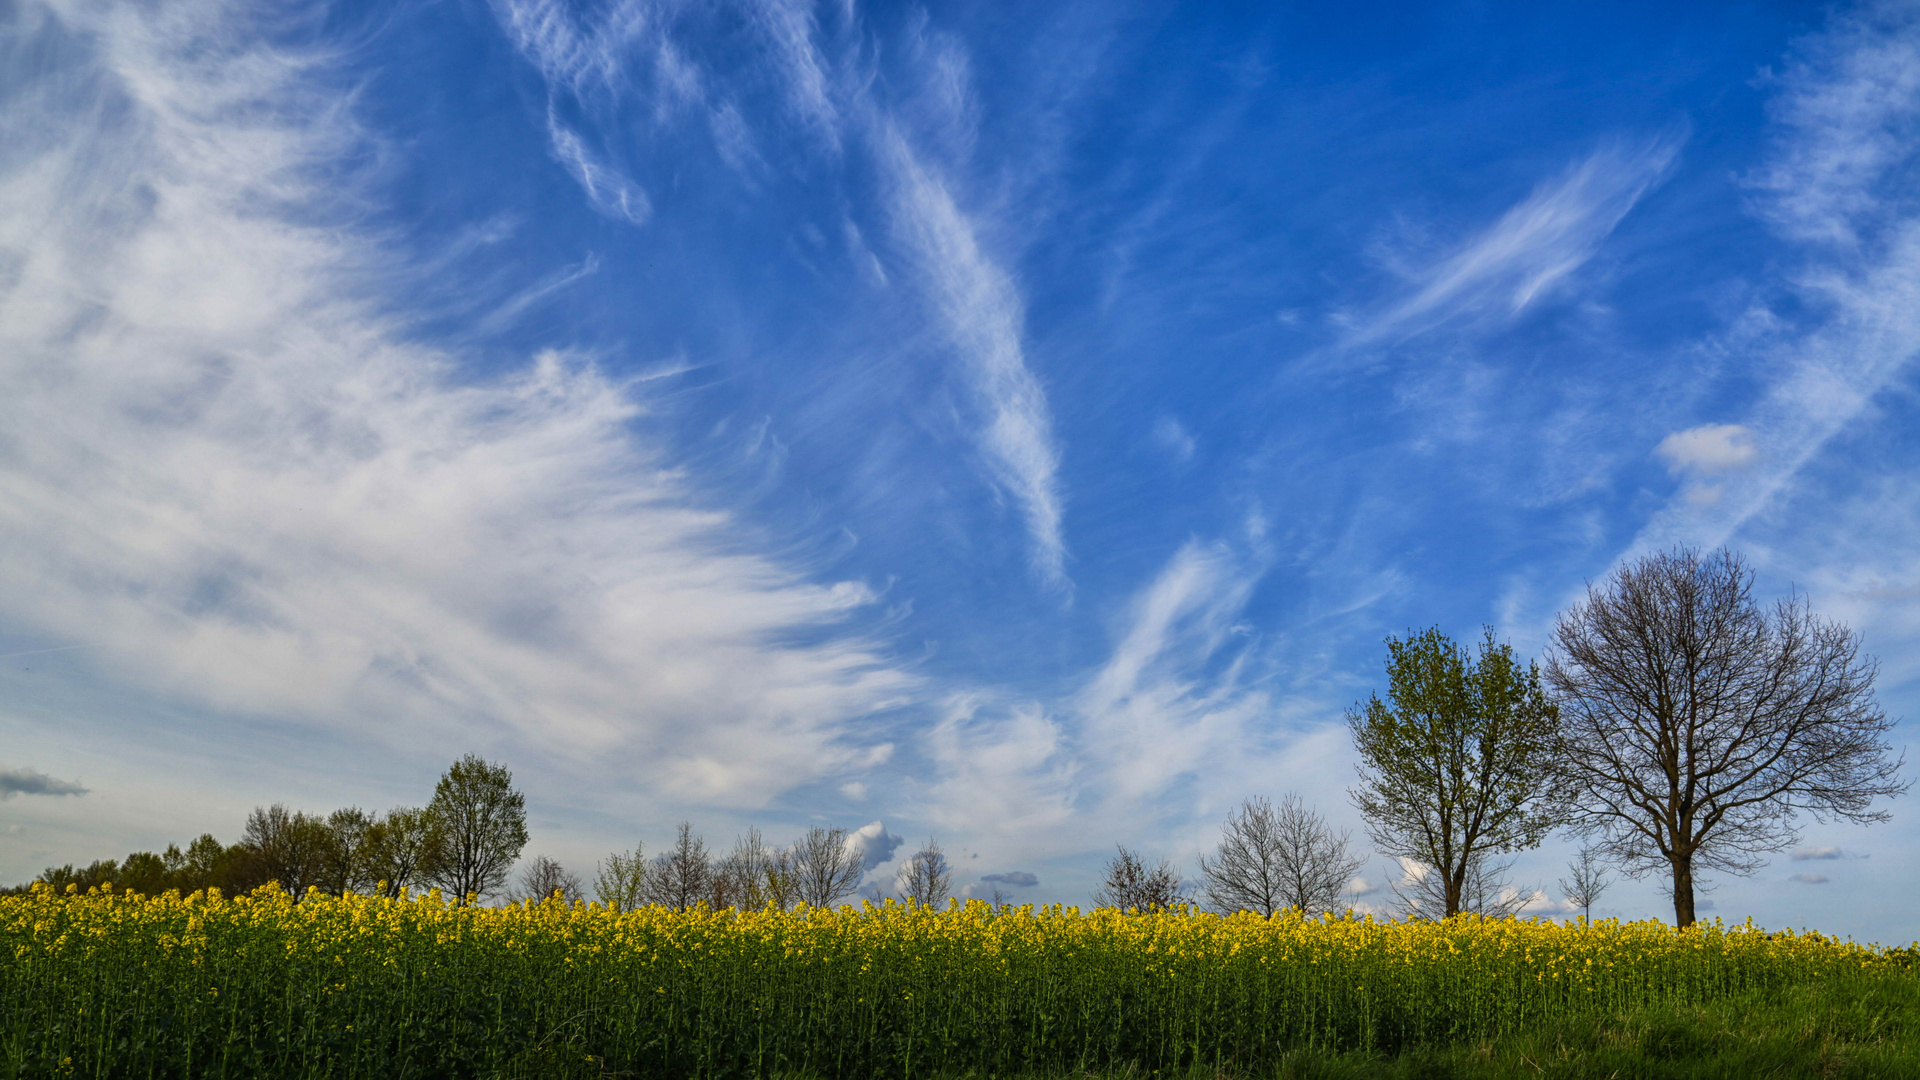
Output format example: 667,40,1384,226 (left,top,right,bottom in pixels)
316,807,380,896
363,806,444,897
35,860,119,893
117,852,170,895
593,845,647,910
242,804,335,899
424,755,528,903
1349,627,1563,918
